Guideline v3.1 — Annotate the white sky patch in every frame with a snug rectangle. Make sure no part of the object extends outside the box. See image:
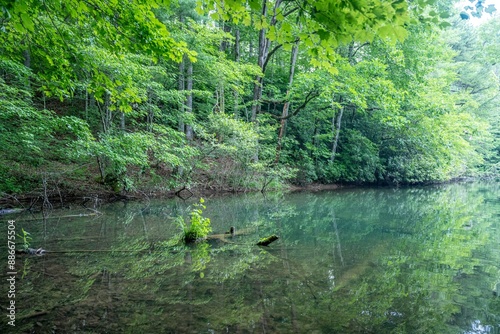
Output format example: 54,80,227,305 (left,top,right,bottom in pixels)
456,0,499,26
